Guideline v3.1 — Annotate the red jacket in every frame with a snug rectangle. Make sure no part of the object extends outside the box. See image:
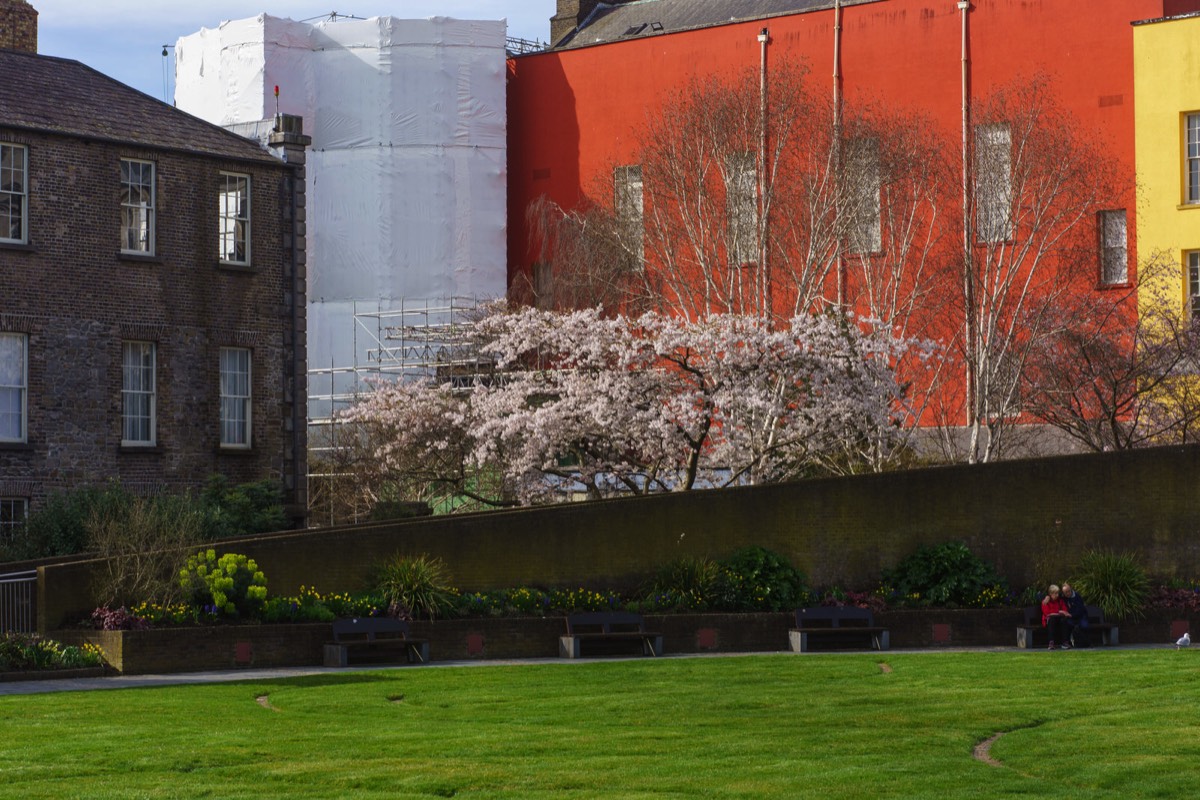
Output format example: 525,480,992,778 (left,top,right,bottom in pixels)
1042,596,1069,626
